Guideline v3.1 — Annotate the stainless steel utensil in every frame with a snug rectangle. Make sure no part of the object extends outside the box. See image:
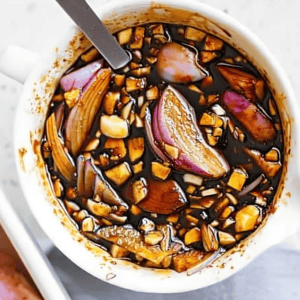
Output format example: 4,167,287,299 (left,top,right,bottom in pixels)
56,0,130,69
